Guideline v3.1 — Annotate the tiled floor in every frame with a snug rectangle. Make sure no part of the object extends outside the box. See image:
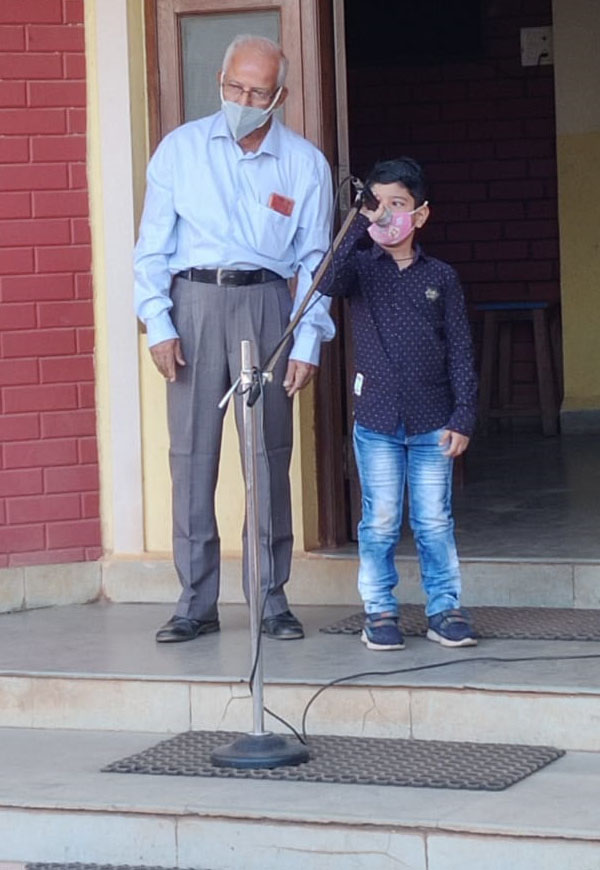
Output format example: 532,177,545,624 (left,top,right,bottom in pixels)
393,432,600,560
